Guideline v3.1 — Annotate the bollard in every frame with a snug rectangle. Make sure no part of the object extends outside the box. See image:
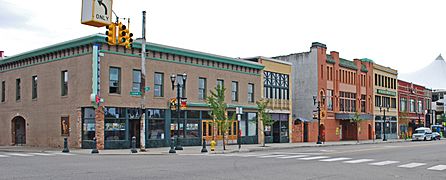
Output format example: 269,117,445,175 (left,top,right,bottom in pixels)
91,137,99,154
131,136,138,153
175,137,183,150
62,137,70,153
169,137,176,154
201,138,208,153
